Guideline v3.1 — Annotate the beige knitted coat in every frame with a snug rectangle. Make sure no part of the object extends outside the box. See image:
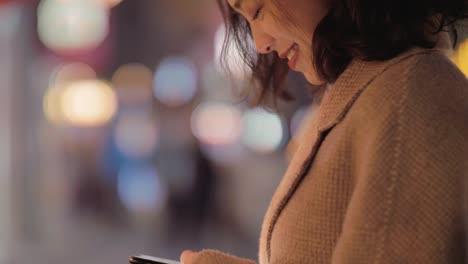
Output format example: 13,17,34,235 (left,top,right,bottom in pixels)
191,36,468,263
